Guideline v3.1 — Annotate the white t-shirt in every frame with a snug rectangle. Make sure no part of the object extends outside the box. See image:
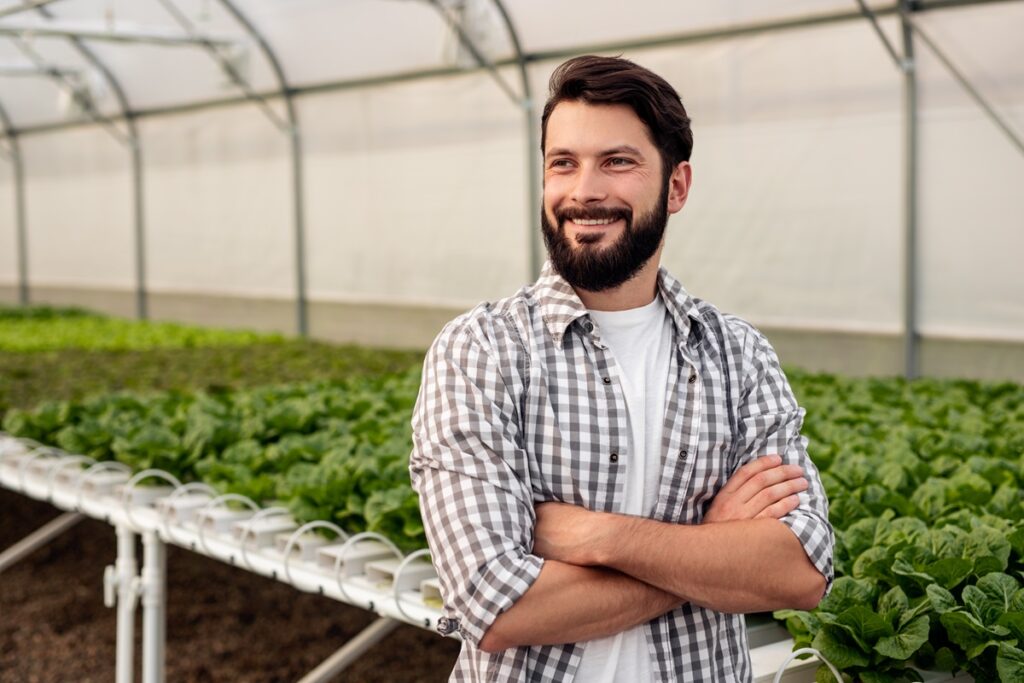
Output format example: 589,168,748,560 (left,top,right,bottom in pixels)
574,295,674,683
